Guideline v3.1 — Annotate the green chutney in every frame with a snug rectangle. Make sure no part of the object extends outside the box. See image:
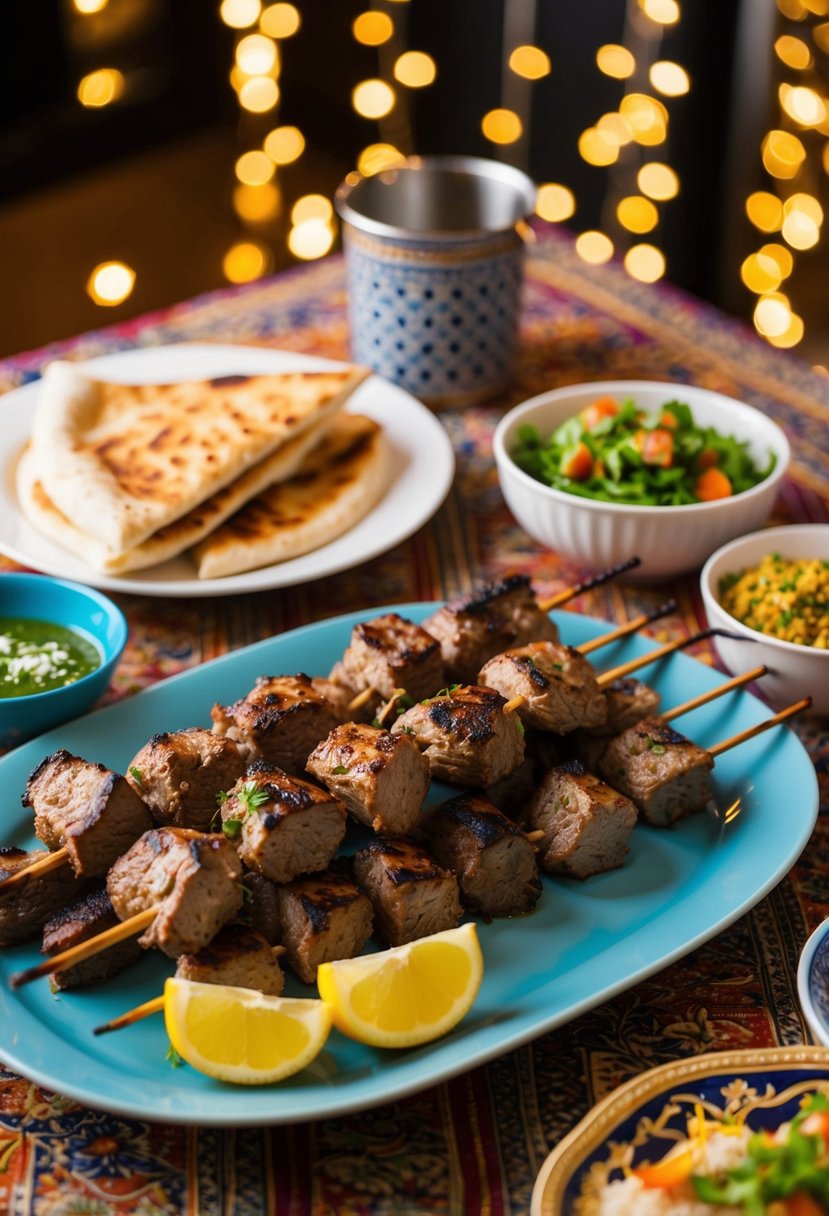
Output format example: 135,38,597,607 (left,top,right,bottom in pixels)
0,618,101,698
